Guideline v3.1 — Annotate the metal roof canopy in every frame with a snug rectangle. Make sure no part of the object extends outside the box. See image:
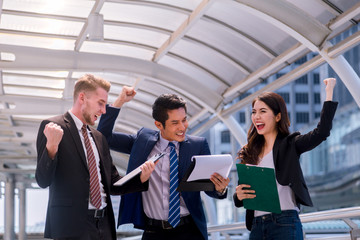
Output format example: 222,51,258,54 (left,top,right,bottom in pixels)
0,0,360,185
